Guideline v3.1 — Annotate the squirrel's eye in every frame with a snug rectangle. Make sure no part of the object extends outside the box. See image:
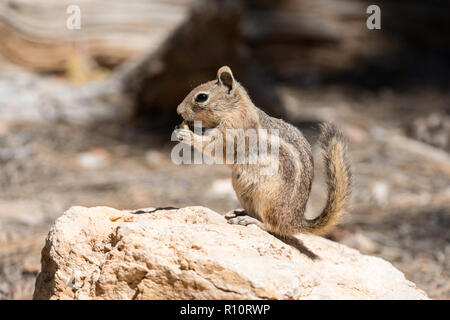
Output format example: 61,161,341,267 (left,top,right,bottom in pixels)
195,93,208,103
